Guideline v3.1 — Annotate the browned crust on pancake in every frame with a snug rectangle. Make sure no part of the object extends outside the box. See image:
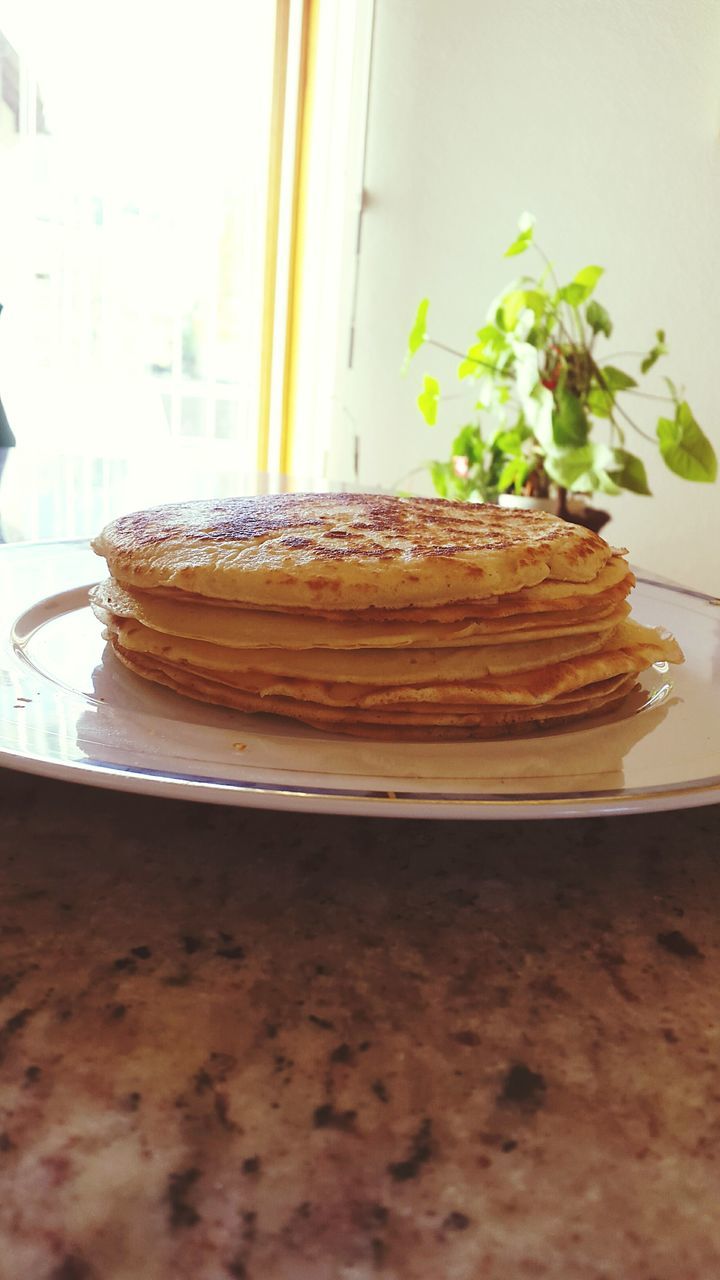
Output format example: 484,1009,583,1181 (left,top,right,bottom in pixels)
95,493,603,561
92,494,613,609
